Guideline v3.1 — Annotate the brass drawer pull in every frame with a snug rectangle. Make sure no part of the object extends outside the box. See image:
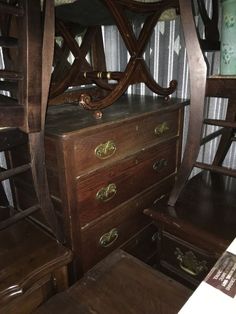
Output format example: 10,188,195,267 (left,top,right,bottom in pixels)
99,228,119,247
95,140,116,159
153,159,168,171
96,183,117,202
154,122,169,136
175,247,208,277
